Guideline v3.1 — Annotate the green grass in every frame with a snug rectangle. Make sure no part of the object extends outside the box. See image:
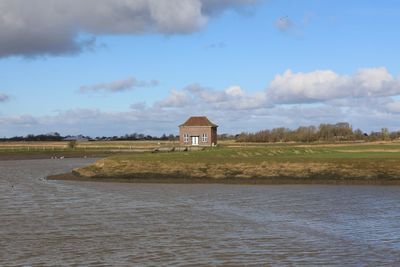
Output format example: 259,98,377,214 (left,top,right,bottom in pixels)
110,143,400,164
3,141,400,165
68,142,400,183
